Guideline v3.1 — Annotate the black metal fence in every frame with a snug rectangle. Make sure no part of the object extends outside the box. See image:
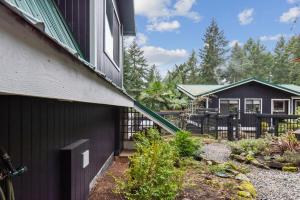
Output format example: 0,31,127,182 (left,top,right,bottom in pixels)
121,108,300,141
256,114,300,138
159,110,300,141
120,107,160,141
